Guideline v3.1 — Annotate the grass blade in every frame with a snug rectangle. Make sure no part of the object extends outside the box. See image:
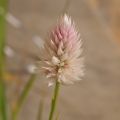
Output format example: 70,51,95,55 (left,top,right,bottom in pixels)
12,73,36,120
0,0,8,120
